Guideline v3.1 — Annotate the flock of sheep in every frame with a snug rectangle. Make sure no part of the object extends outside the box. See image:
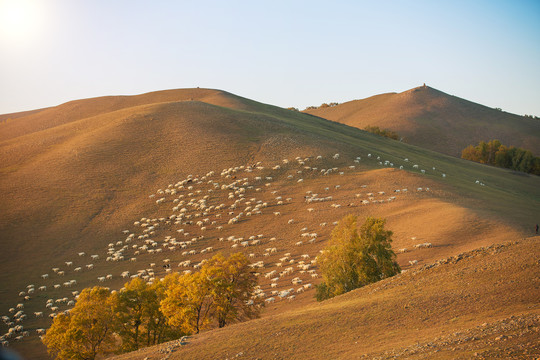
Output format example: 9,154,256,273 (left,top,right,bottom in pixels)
1,151,447,348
